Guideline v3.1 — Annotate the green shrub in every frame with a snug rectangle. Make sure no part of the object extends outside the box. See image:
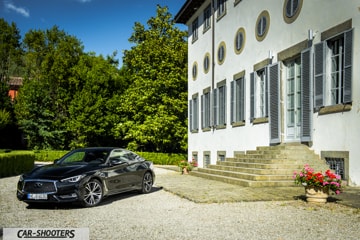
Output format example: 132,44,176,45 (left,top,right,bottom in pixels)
0,152,35,178
33,150,68,162
0,150,185,178
136,152,187,165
